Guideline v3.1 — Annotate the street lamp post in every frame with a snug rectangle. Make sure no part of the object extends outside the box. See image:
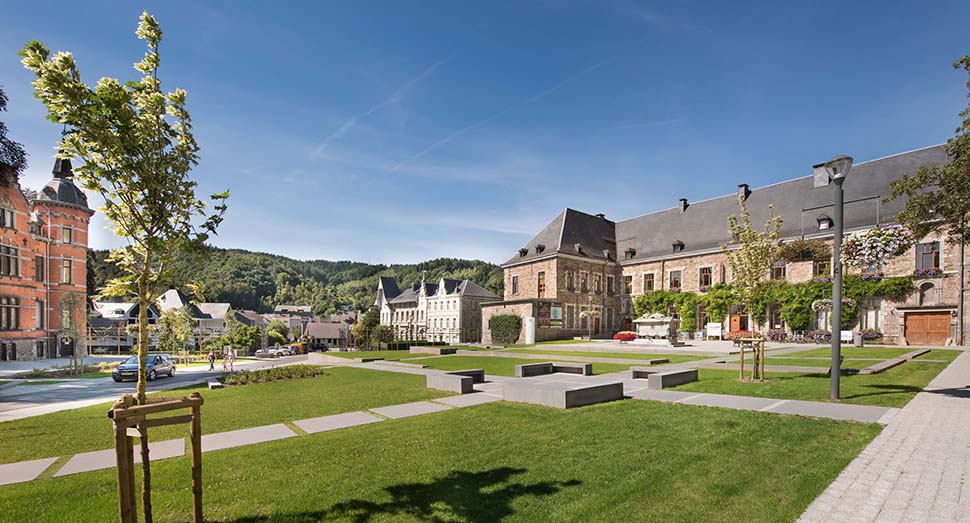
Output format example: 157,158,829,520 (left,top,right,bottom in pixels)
823,154,853,400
